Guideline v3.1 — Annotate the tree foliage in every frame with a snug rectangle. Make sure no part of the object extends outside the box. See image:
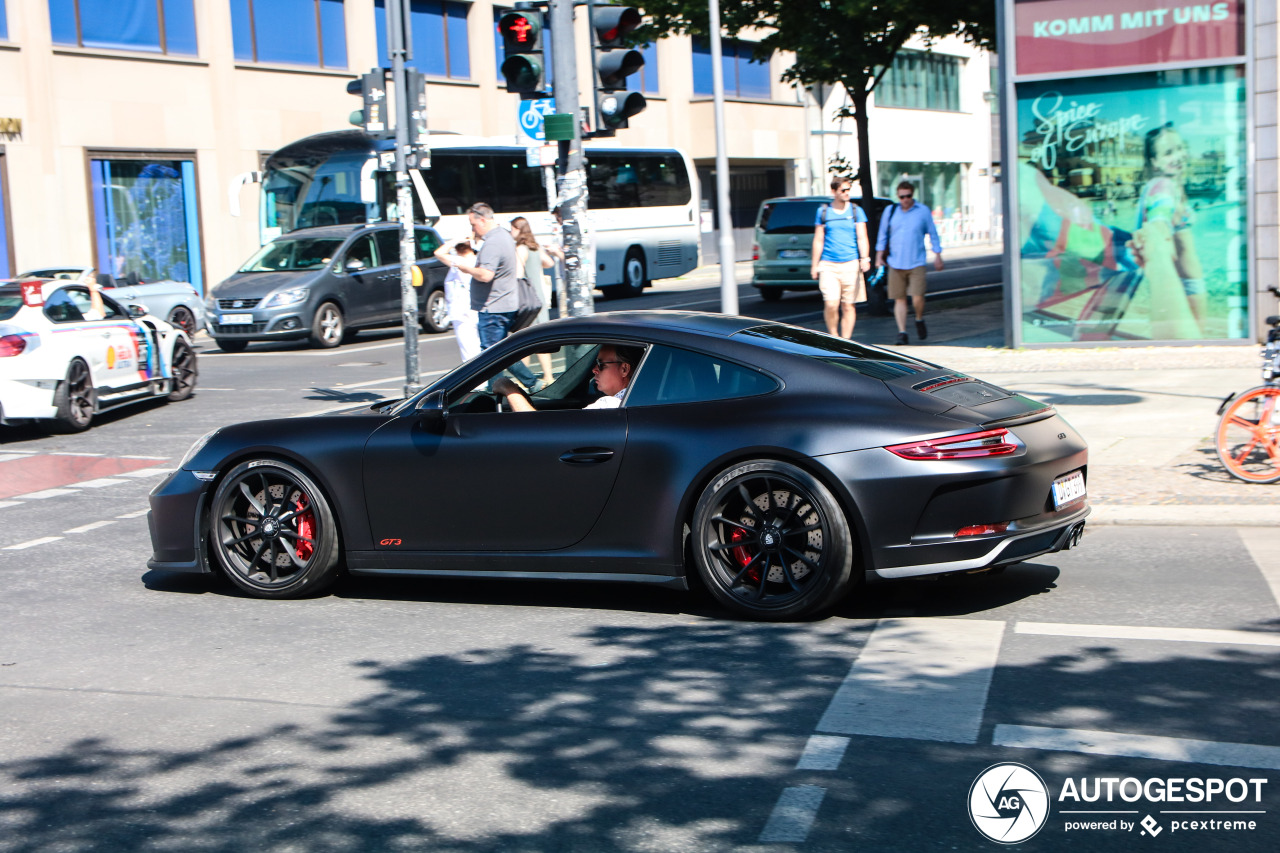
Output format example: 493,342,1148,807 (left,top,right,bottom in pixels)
636,0,996,204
